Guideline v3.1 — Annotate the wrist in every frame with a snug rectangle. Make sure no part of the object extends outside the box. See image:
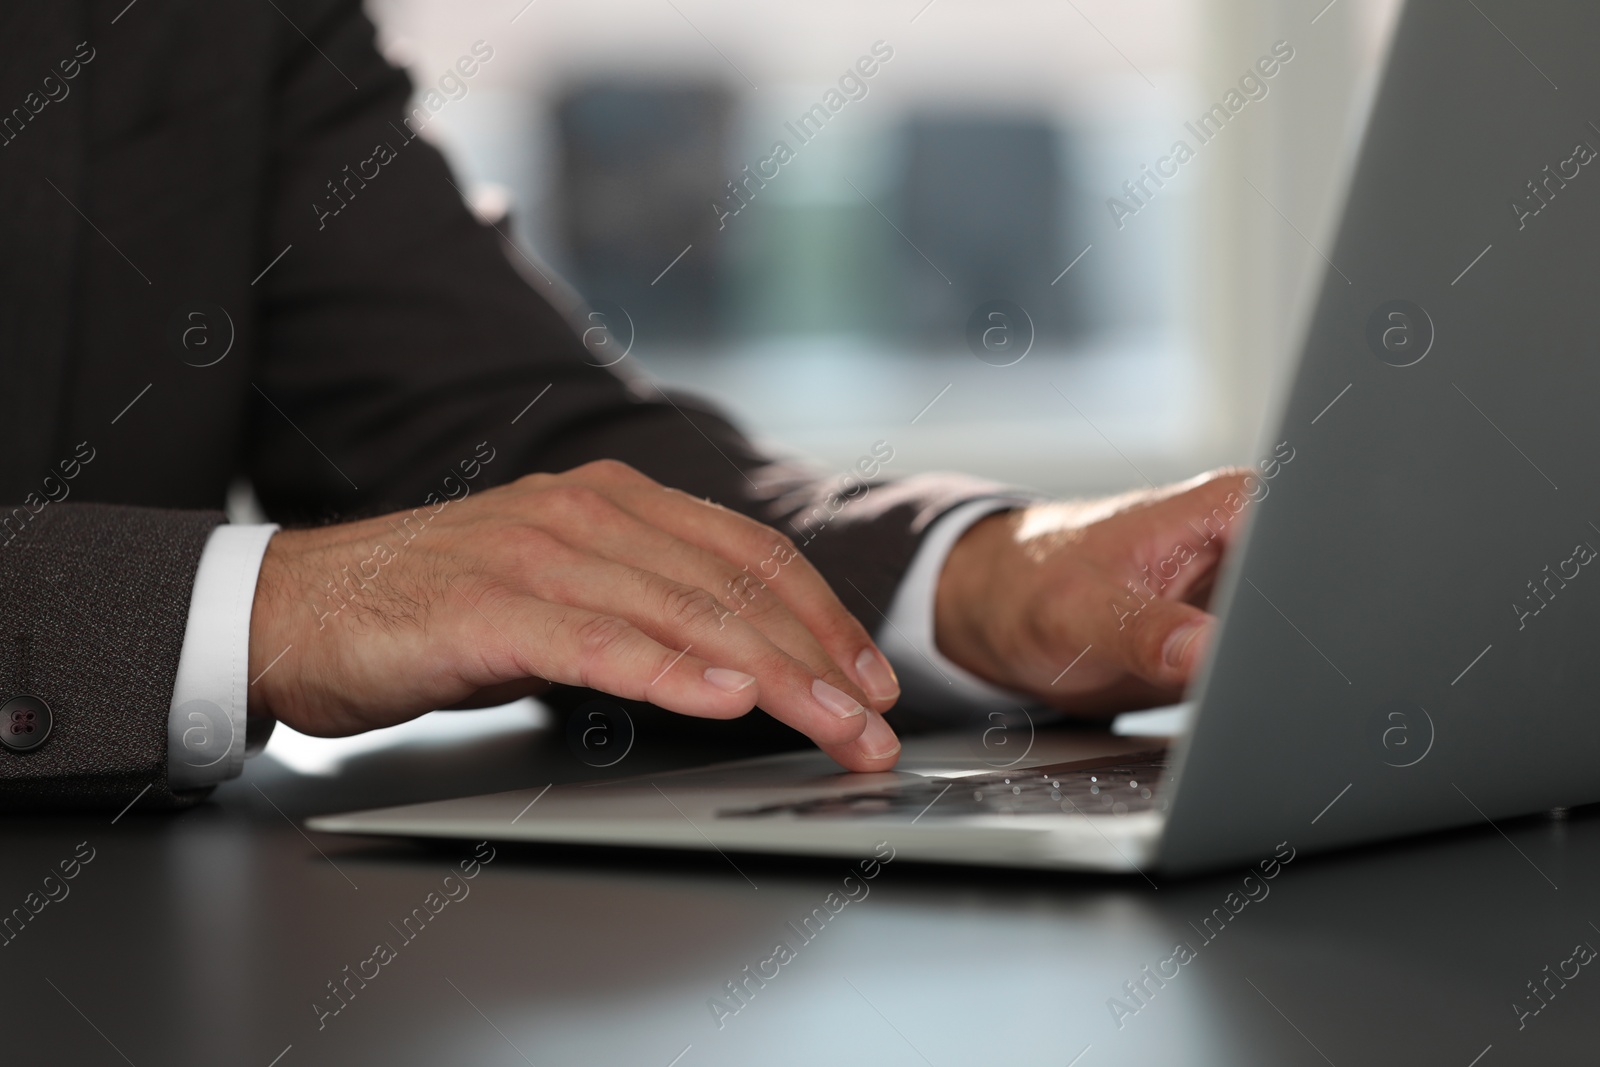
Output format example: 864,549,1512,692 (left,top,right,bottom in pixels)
247,530,300,721
933,509,1019,683
243,517,427,734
